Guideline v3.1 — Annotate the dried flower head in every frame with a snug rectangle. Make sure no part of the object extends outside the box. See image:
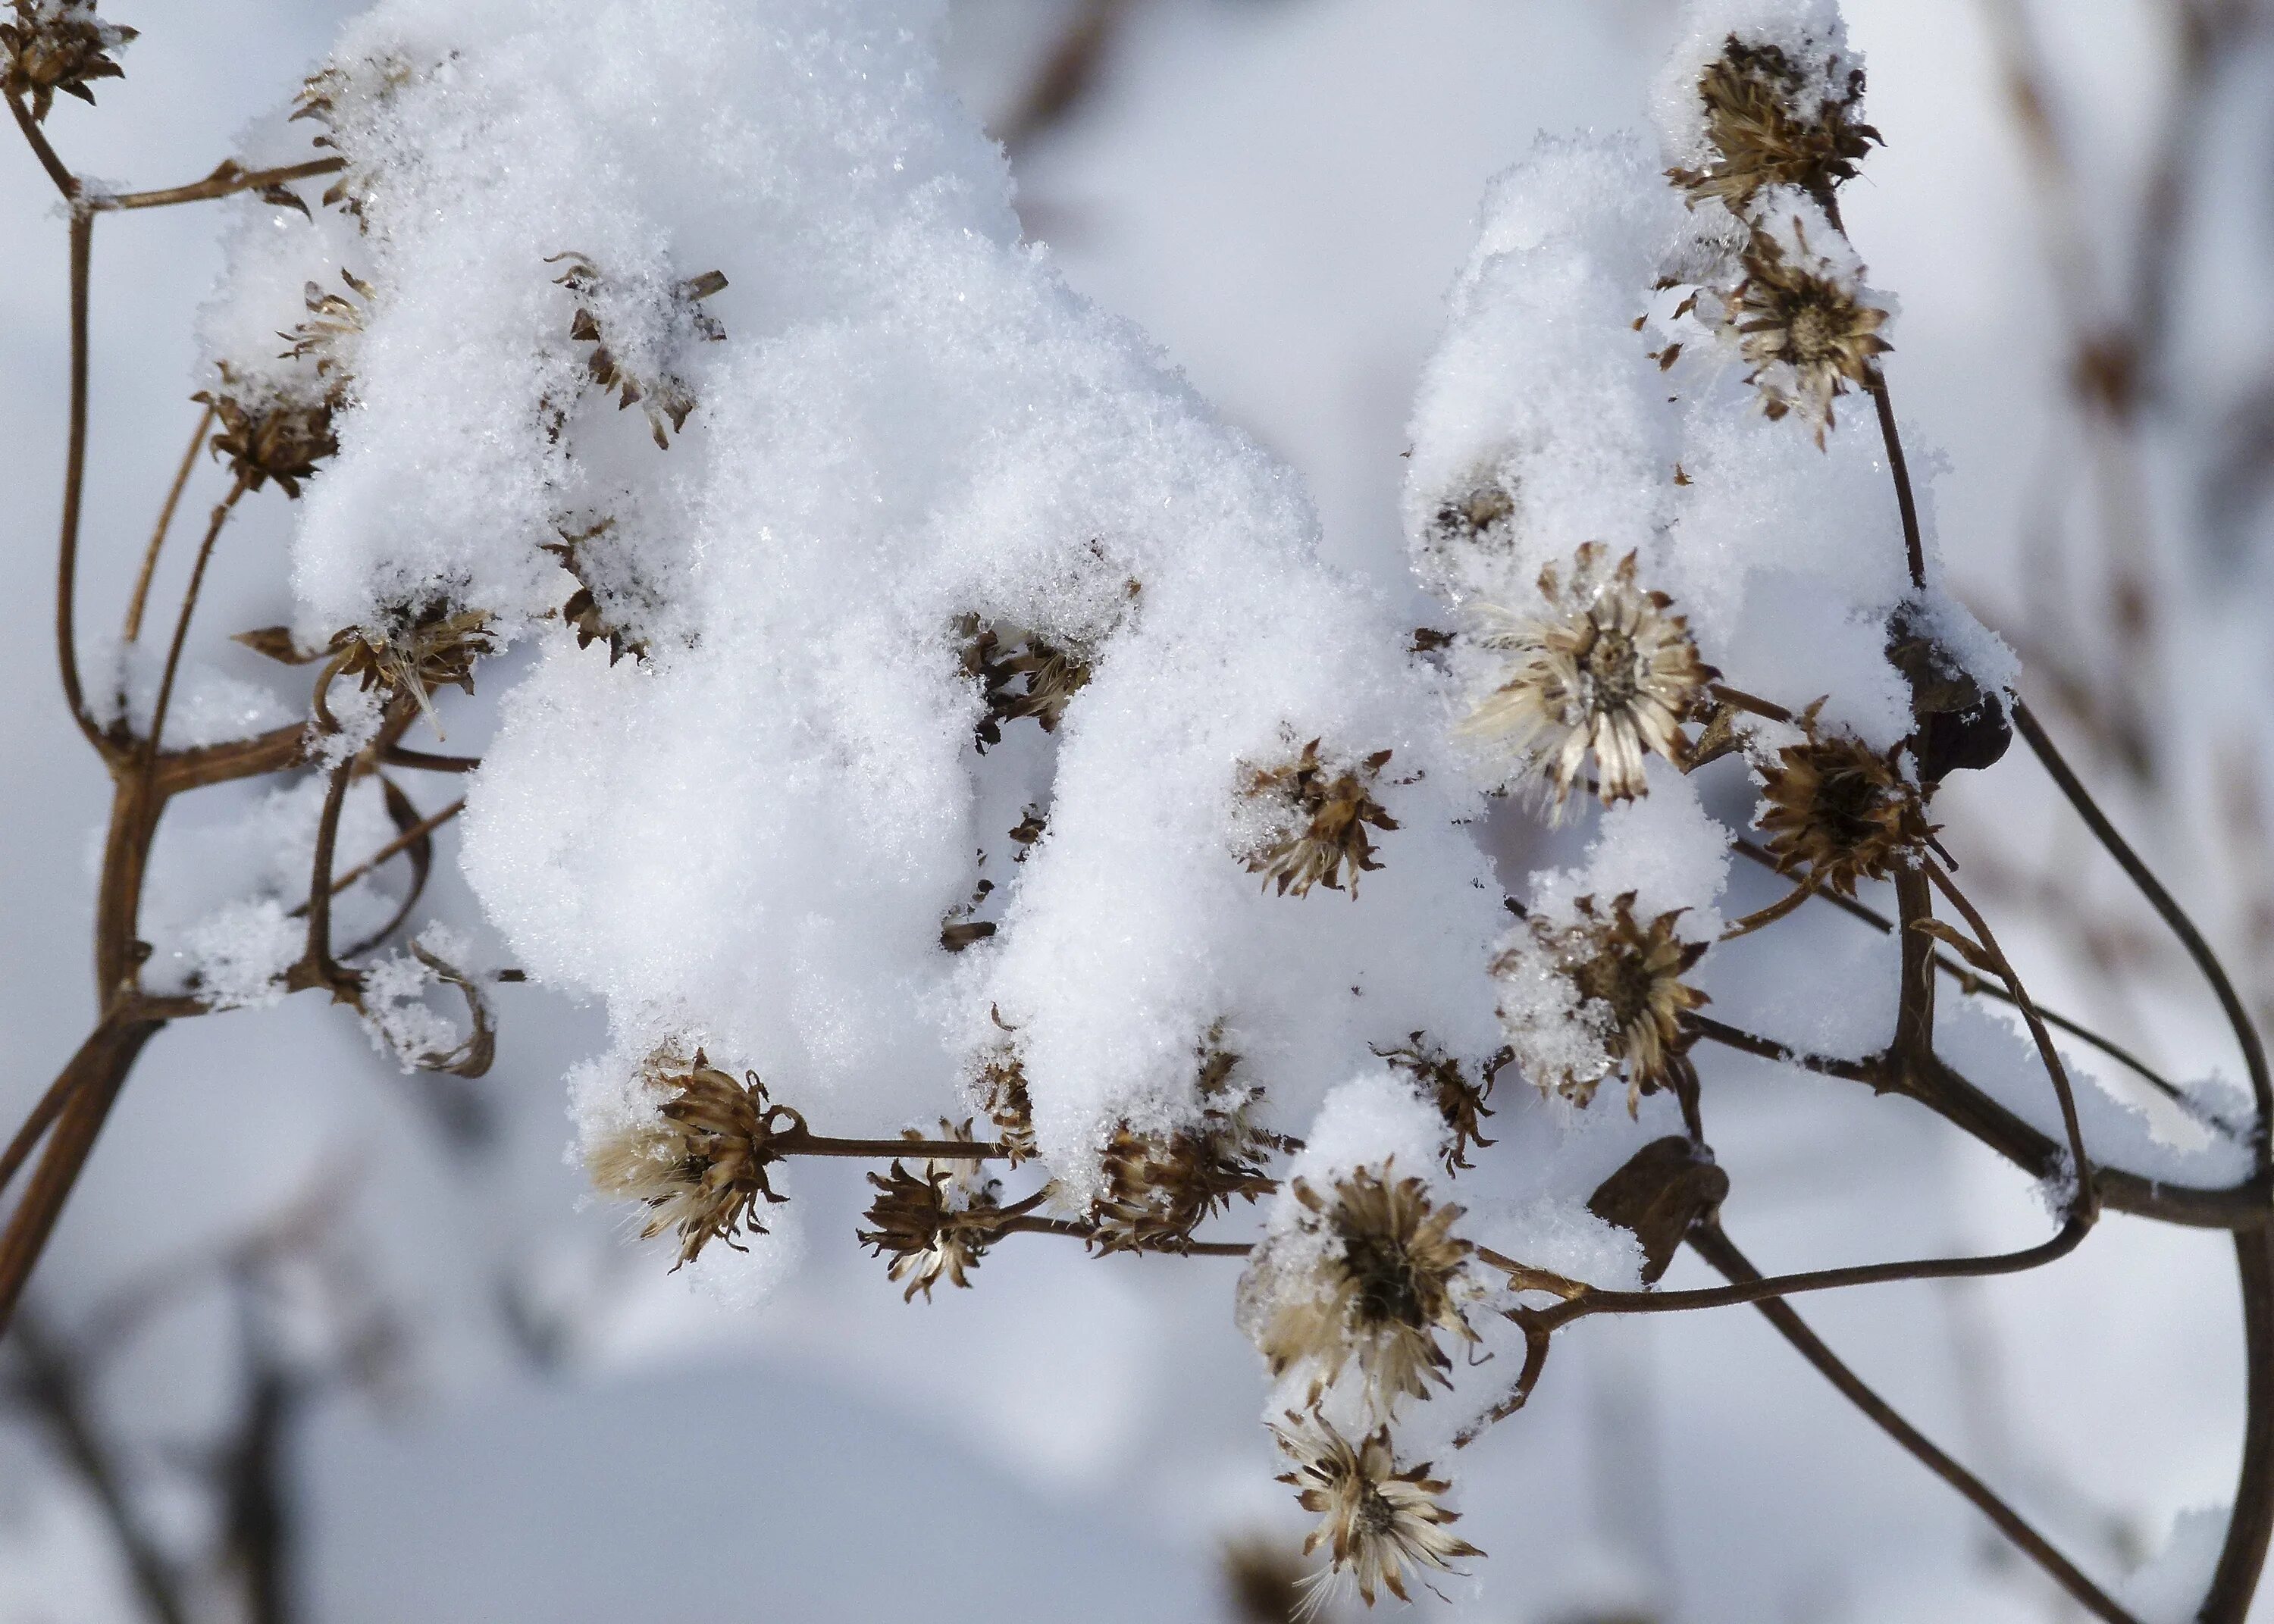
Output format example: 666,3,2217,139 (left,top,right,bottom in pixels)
586,1051,806,1269
1241,740,1400,899
292,53,431,224
1373,1034,1501,1172
1247,1165,1480,1410
1670,36,1878,214
973,1033,1038,1166
192,368,339,499
1758,706,1933,895
1092,1039,1293,1253
279,269,375,382
328,603,493,715
1499,893,1707,1113
1424,466,1519,563
959,615,1094,749
858,1120,1004,1301
550,254,727,449
1463,543,1707,815
1270,1410,1480,1609
543,518,650,665
1733,217,1890,445
2,0,133,121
